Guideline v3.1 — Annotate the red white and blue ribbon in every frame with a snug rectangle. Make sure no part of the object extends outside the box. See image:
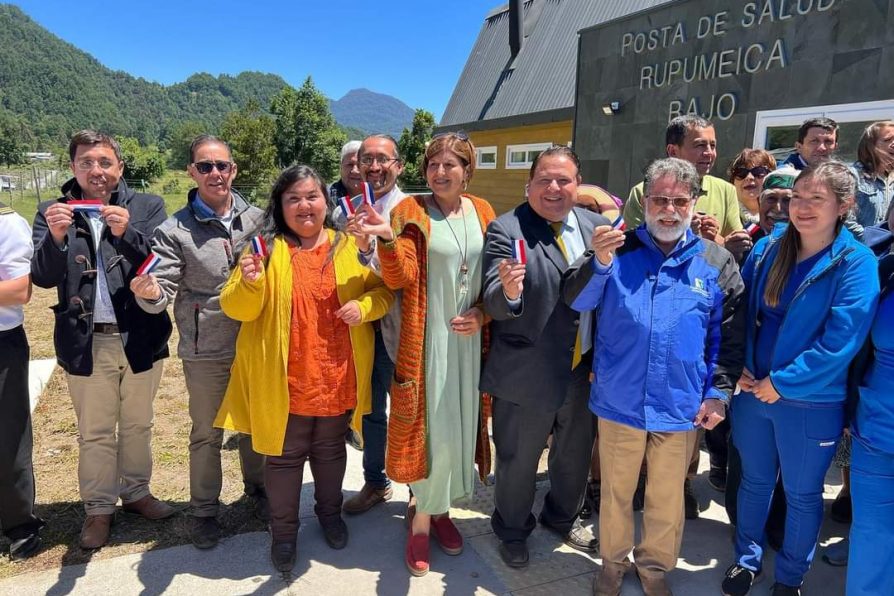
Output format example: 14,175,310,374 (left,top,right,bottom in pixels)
512,239,527,264
136,252,161,276
68,199,103,212
612,215,626,231
338,195,355,217
250,235,268,258
360,182,376,206
745,222,760,237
